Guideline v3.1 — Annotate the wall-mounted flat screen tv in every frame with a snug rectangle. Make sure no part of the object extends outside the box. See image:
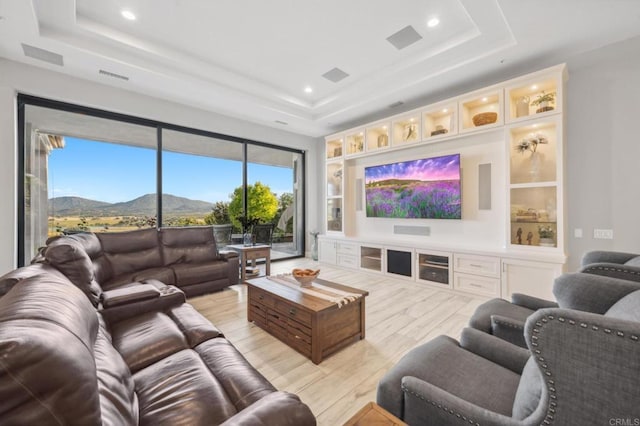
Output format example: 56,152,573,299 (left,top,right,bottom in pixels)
365,153,461,219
